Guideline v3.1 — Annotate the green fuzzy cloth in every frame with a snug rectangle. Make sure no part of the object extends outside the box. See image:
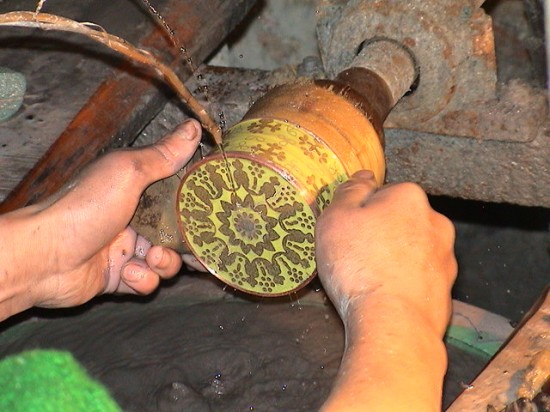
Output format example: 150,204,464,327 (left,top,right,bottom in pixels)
0,350,121,412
